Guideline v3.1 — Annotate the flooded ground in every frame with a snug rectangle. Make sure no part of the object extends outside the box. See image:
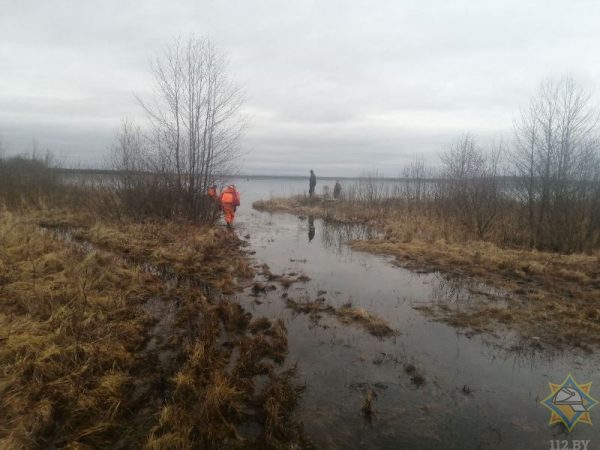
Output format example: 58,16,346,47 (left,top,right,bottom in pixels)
230,177,599,449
